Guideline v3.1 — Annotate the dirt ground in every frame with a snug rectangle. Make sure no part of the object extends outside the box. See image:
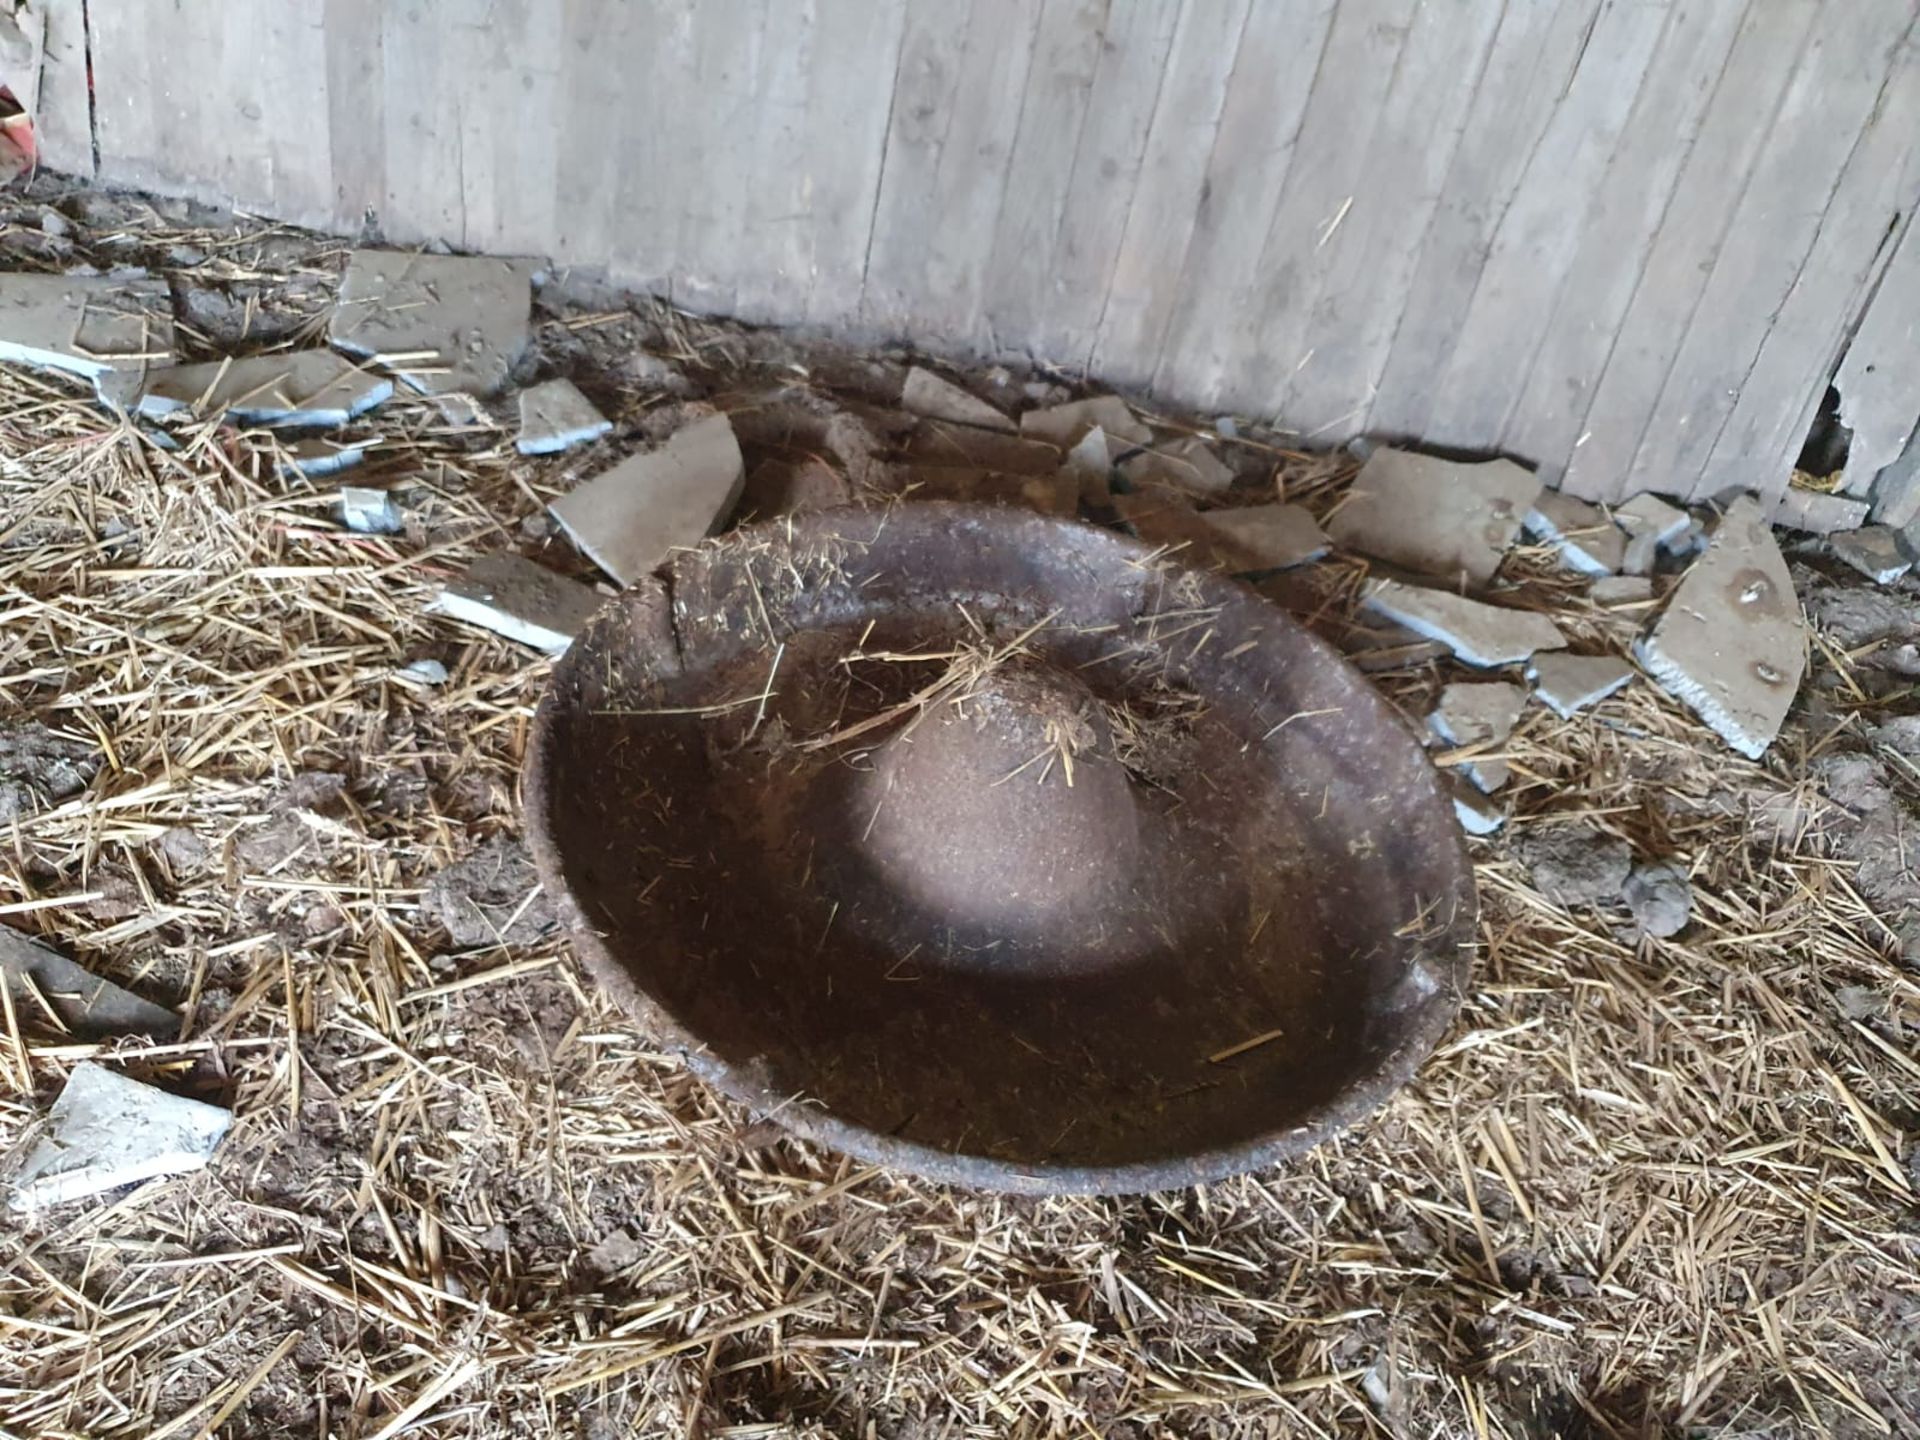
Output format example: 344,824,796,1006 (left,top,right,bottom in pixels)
0,175,1917,1439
